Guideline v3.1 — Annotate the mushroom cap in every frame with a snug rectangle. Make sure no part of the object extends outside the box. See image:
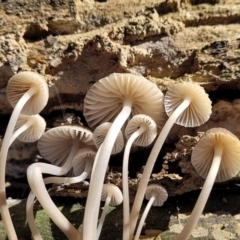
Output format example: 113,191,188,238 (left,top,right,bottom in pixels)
37,125,94,167
93,122,124,154
125,114,157,147
72,147,96,177
164,82,212,127
7,71,49,115
191,128,240,182
14,114,46,142
145,184,168,207
101,183,123,206
84,73,165,130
